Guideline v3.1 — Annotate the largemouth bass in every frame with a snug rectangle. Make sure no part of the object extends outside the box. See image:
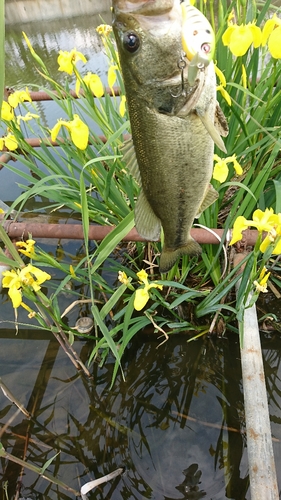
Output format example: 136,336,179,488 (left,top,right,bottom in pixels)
112,0,228,273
